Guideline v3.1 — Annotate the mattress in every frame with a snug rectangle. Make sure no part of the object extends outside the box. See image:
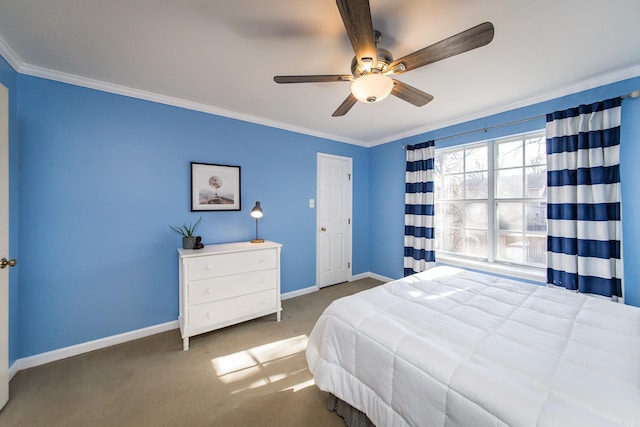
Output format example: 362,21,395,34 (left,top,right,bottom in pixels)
306,266,640,426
